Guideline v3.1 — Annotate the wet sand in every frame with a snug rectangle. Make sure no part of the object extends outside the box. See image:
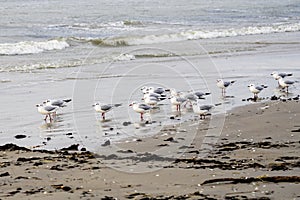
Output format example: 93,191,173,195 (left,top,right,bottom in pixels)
1,99,299,199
